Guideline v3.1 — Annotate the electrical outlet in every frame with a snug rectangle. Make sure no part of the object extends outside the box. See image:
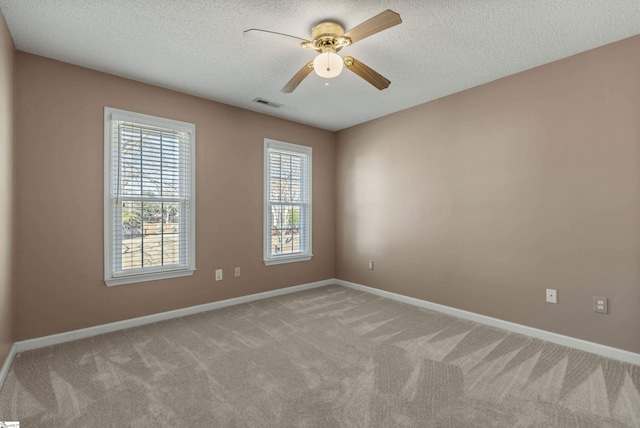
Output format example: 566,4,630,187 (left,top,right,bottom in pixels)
546,289,557,304
368,261,374,271
215,269,223,281
234,267,240,277
594,296,608,314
